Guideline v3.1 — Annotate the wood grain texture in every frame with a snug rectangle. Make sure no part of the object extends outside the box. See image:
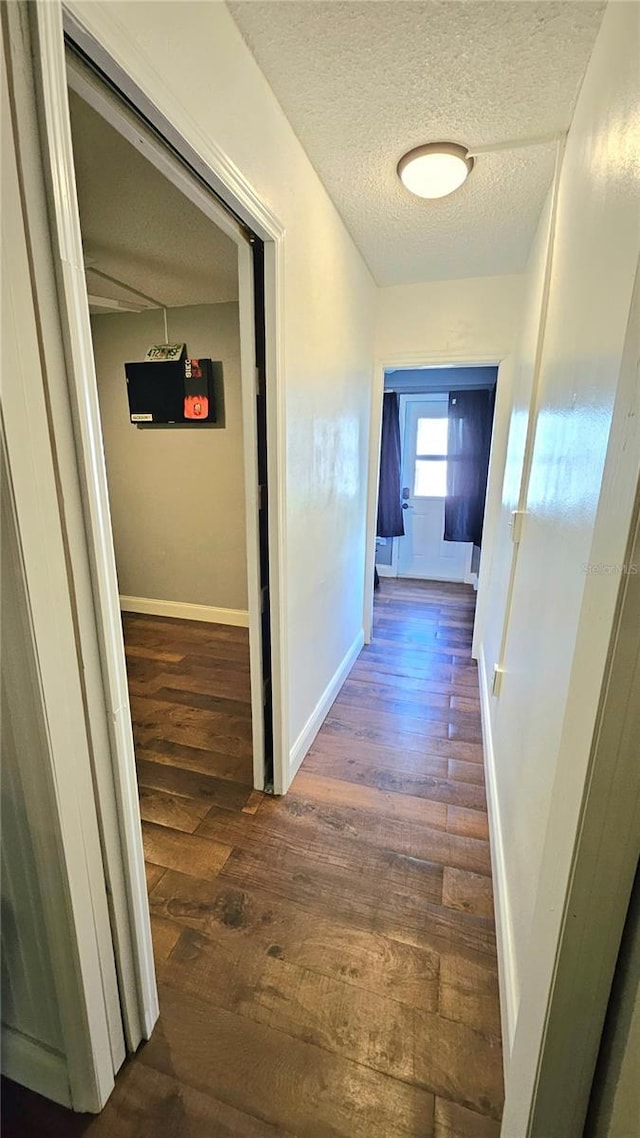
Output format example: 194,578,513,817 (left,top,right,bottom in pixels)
142,821,232,881
149,916,181,965
150,868,440,1010
2,583,503,1135
139,786,212,833
144,862,165,893
143,983,437,1138
137,756,252,813
443,866,495,920
439,953,502,1036
289,768,449,829
434,1096,502,1137
448,804,490,842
